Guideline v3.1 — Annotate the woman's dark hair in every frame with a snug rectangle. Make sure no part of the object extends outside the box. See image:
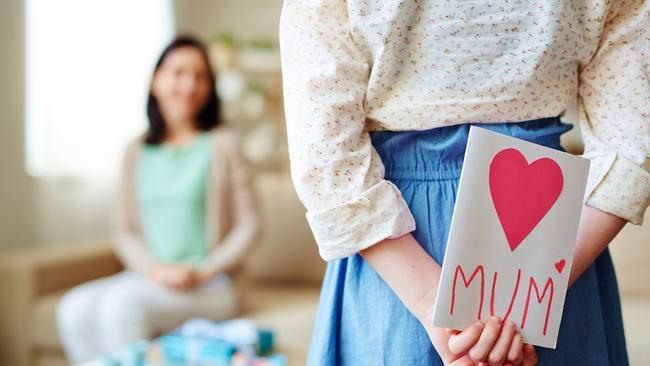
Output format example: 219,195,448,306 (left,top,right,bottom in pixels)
145,36,222,144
